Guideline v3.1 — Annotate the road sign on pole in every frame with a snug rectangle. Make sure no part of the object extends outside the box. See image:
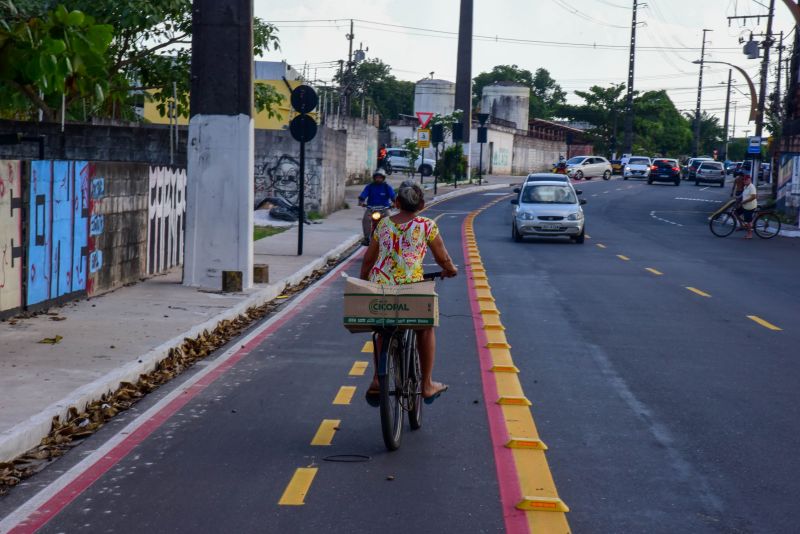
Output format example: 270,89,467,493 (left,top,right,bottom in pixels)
416,112,433,128
417,128,431,148
747,136,762,154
